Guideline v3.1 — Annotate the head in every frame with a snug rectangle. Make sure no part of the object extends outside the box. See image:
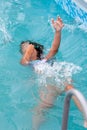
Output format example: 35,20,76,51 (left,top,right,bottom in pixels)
20,40,44,59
